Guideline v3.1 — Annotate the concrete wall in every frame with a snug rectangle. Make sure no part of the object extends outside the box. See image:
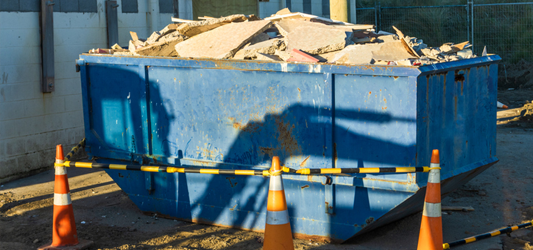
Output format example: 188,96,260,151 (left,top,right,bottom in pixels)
0,0,180,184
0,0,357,184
